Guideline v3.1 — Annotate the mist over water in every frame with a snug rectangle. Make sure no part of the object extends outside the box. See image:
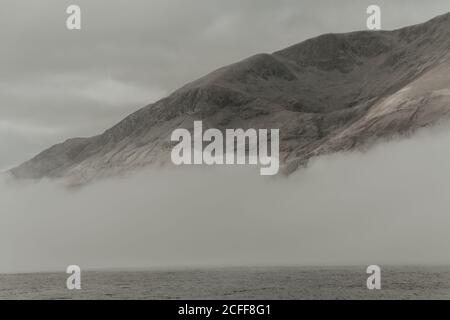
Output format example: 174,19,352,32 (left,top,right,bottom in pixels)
2,125,450,273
